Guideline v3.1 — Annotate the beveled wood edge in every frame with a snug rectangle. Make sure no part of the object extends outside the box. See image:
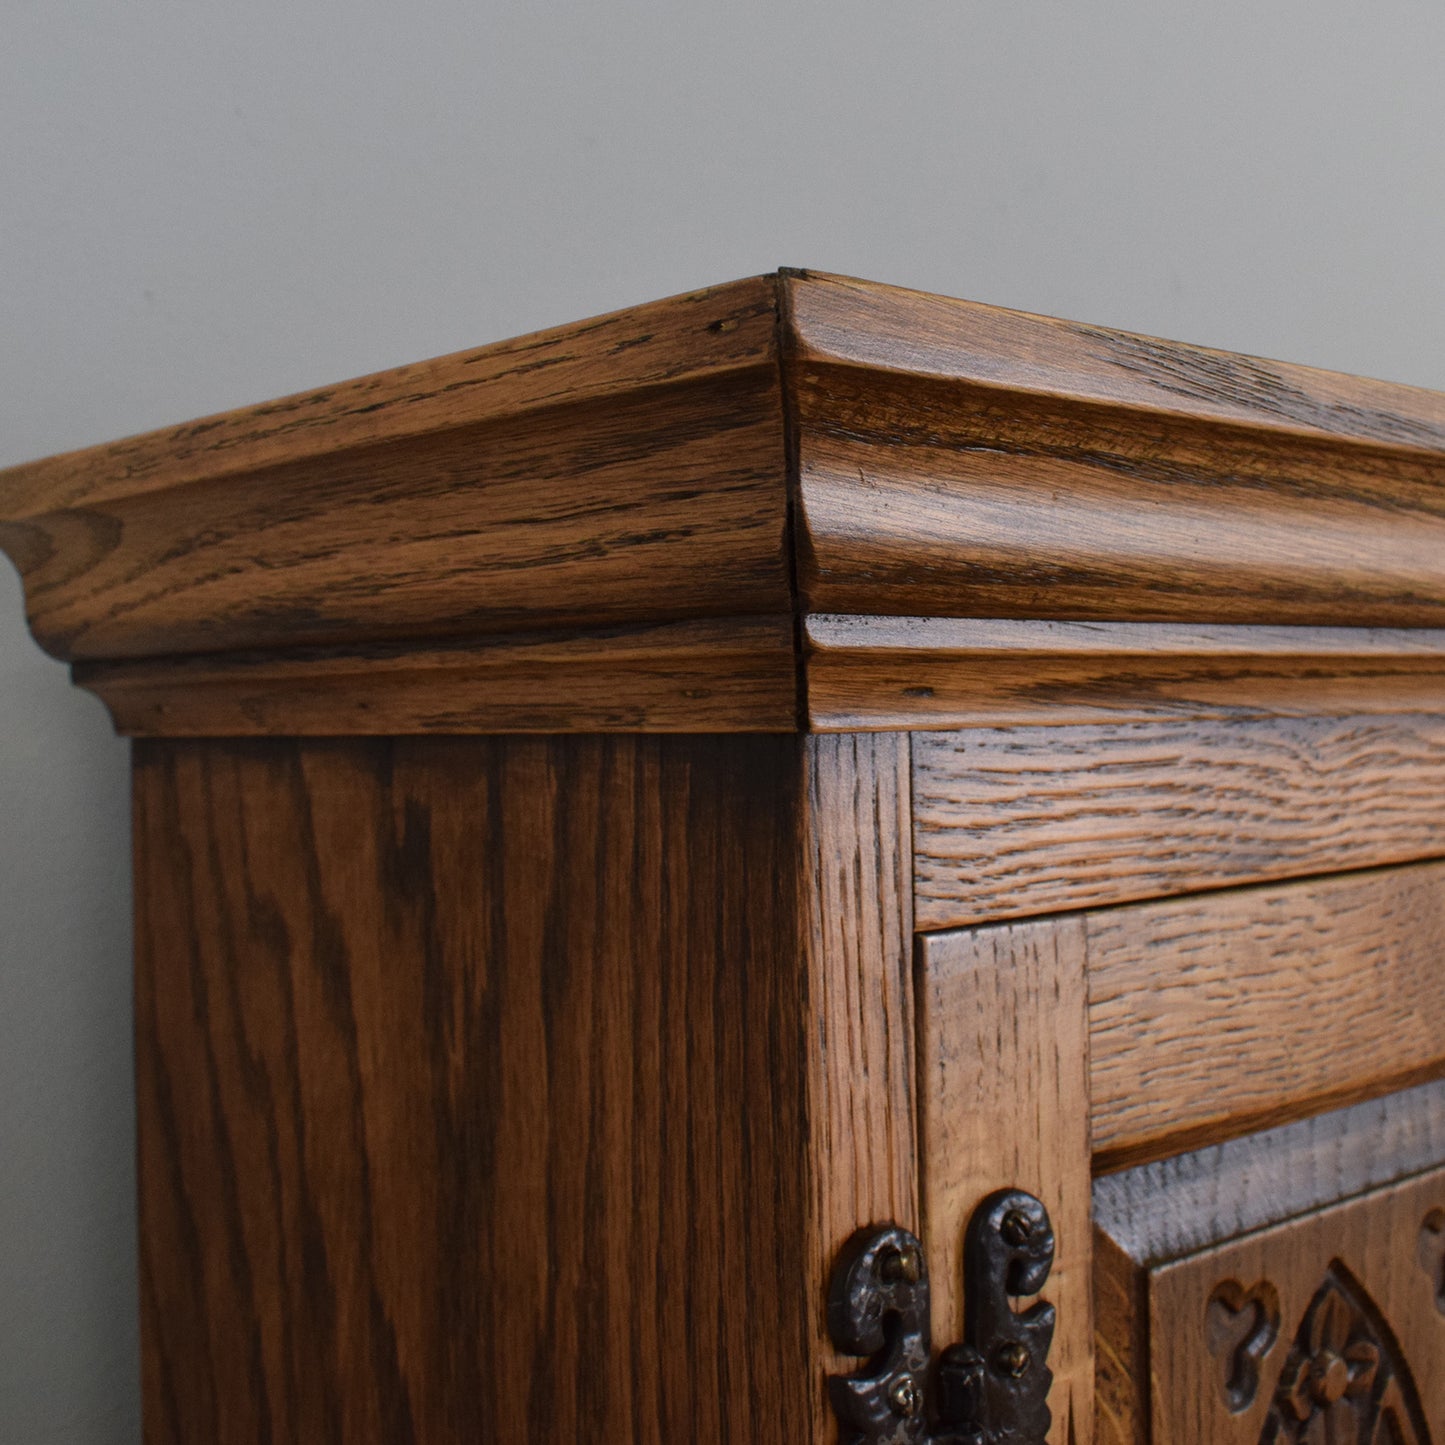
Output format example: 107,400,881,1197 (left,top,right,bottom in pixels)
62,611,1445,735
1092,1079,1445,1266
0,274,794,701
77,616,801,735
12,266,1441,516
70,611,1445,736
0,275,782,516
781,269,1445,454
805,615,1445,731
